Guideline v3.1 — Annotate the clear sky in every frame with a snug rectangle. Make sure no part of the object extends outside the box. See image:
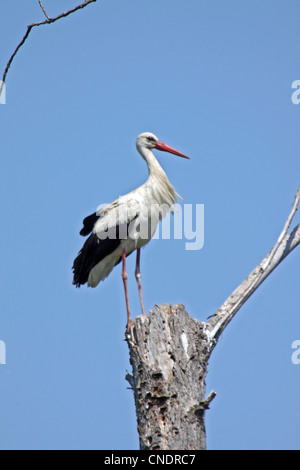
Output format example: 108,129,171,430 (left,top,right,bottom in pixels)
0,0,299,450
